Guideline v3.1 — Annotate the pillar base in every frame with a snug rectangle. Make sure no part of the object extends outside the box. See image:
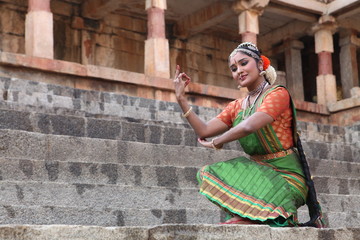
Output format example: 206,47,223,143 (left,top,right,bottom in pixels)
25,11,54,59
145,38,170,79
316,74,337,105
